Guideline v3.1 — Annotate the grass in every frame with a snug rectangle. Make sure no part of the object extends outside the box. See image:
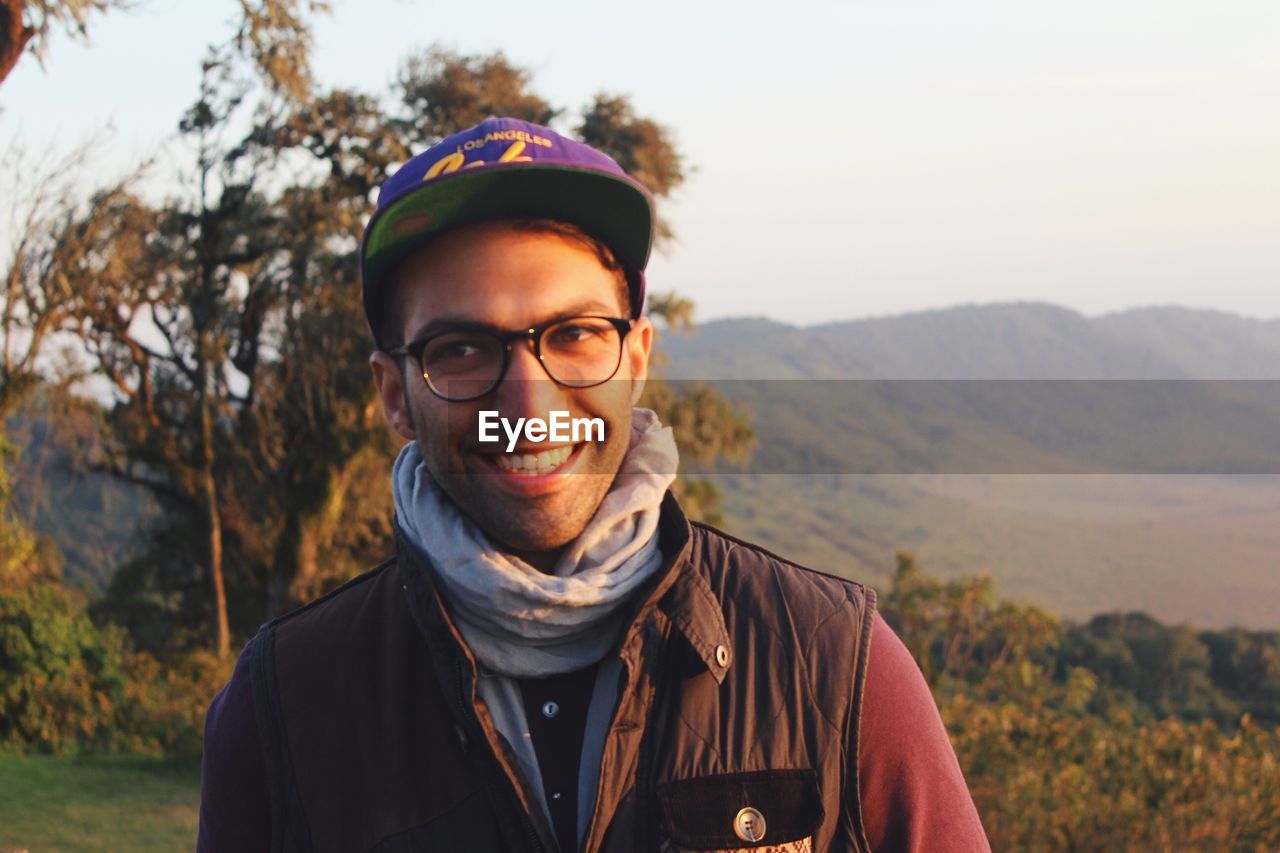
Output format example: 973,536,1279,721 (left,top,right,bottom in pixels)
0,753,199,852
